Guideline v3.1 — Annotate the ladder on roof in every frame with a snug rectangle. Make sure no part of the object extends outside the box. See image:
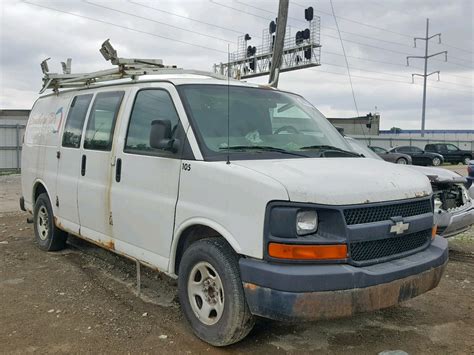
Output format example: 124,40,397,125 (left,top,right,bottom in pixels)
39,39,227,94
